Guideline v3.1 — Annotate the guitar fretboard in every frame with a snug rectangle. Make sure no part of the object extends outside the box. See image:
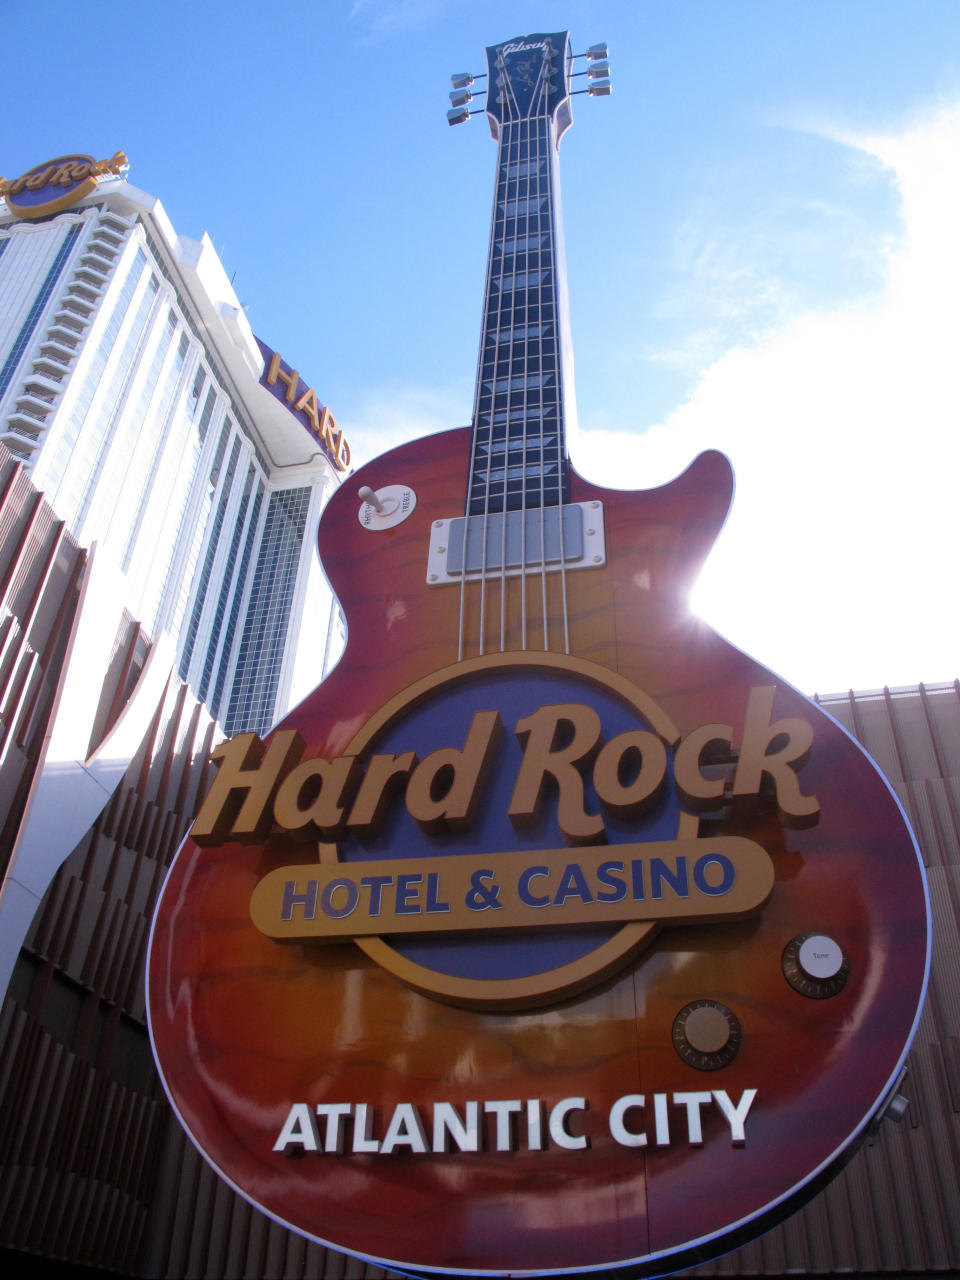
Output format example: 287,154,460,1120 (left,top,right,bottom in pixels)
467,111,573,517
